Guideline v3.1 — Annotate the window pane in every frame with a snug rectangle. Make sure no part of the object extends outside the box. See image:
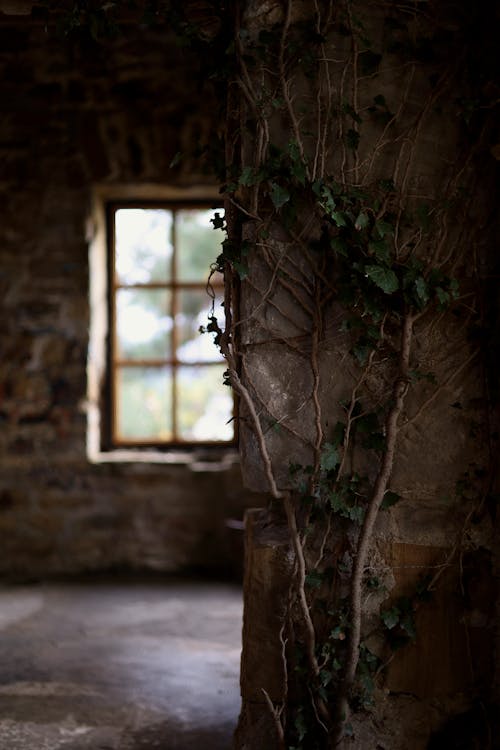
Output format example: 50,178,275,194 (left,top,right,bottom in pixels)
116,289,171,360
176,290,224,363
177,364,233,441
115,208,172,284
176,209,224,282
116,366,172,440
